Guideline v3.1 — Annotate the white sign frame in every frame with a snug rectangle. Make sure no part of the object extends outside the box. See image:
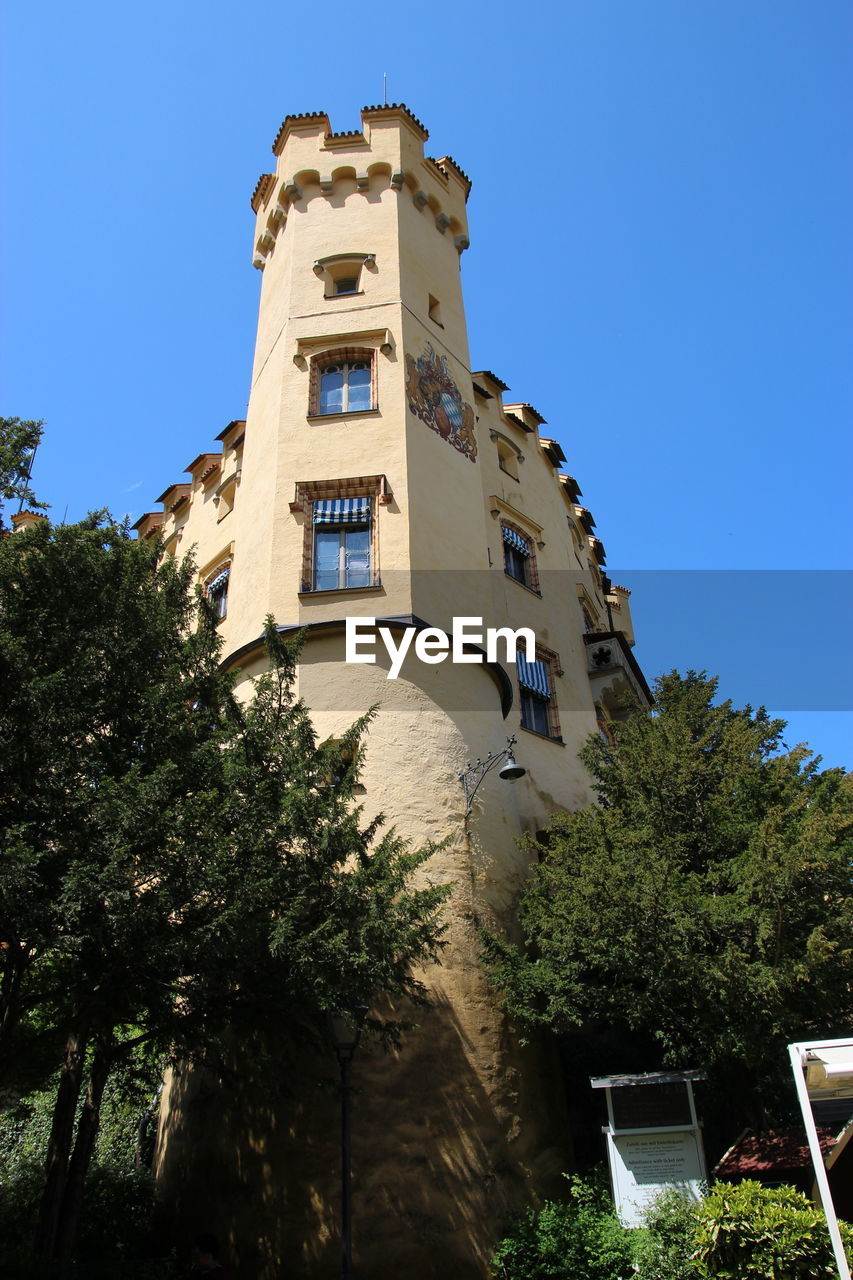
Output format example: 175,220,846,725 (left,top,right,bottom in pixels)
591,1070,707,1229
